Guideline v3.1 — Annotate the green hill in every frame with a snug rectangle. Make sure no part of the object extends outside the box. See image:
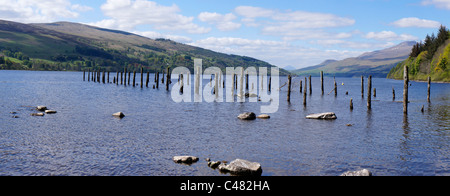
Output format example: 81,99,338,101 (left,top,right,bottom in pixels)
0,20,288,74
387,26,450,82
